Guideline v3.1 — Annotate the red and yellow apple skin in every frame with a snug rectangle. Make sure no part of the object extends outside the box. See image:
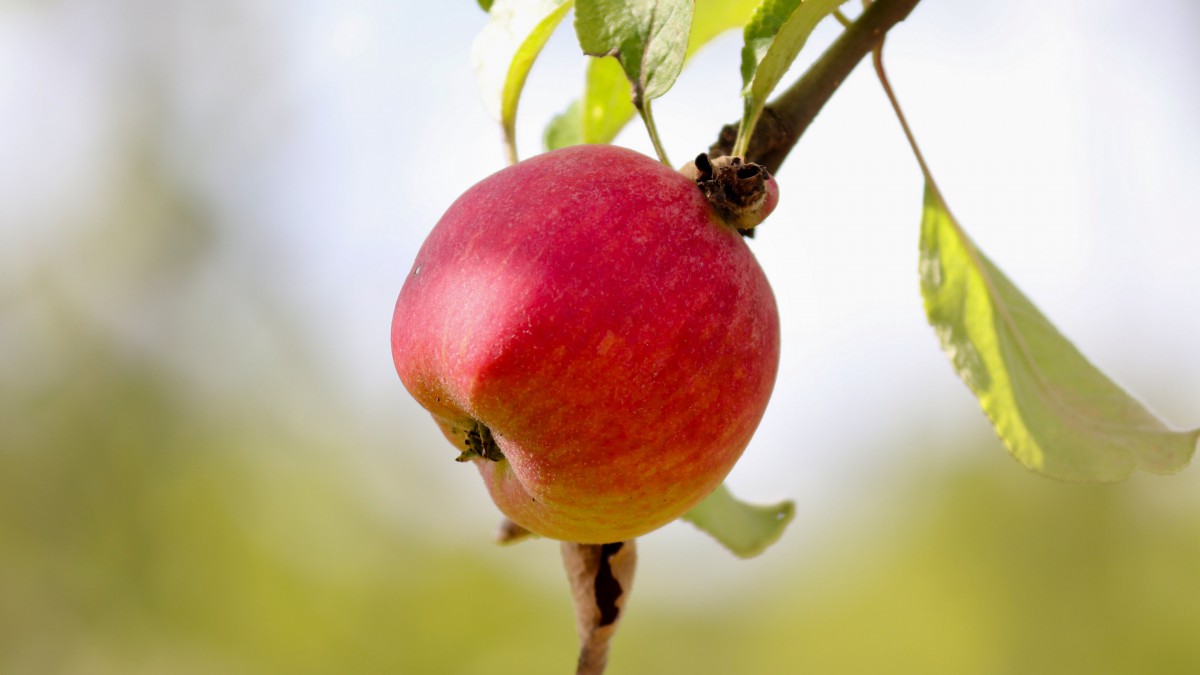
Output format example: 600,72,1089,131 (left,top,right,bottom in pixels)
392,144,780,543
